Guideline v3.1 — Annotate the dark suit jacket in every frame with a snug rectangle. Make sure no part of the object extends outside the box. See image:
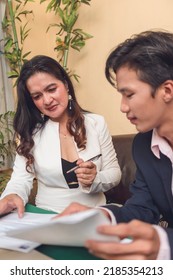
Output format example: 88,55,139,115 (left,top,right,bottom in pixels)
105,131,173,259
